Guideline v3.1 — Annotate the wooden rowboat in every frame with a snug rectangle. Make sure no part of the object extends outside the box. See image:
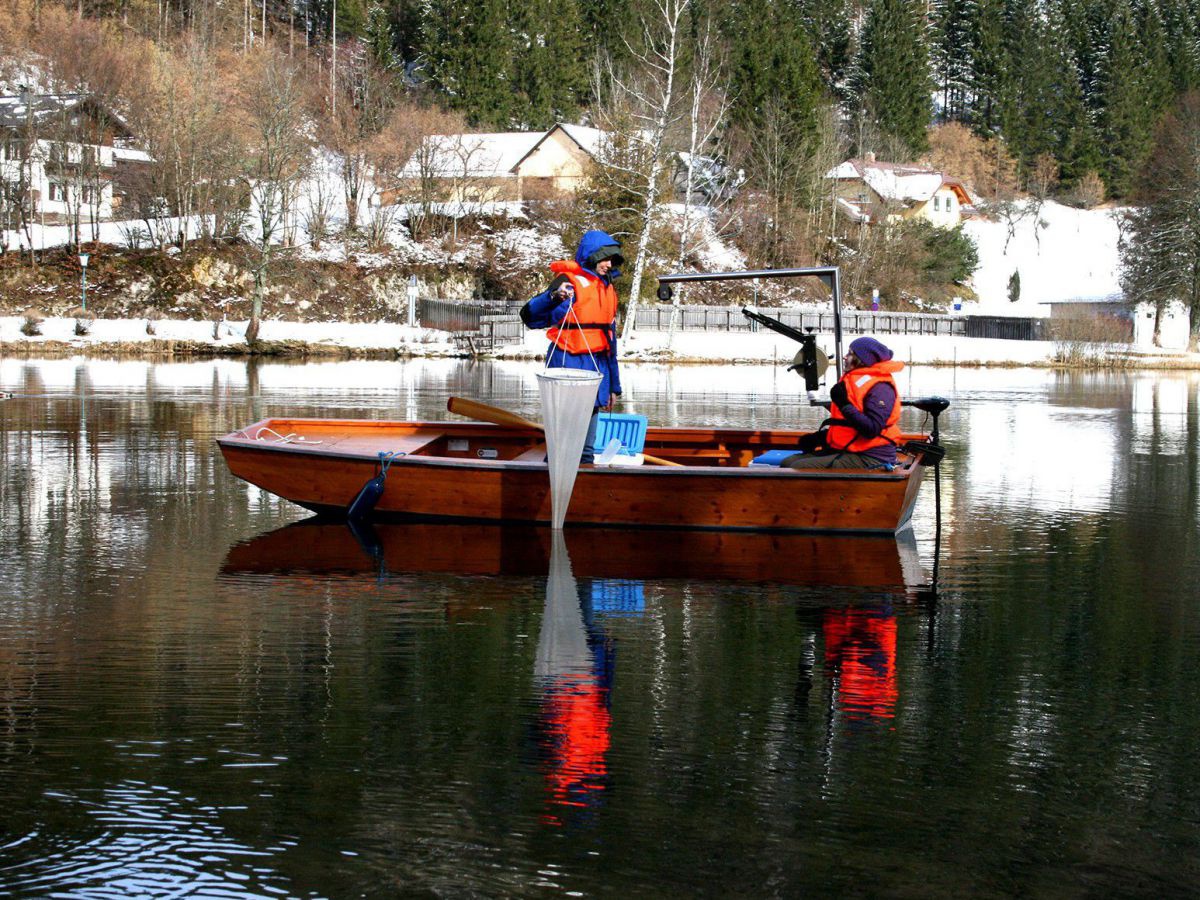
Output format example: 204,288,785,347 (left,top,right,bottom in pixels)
217,411,939,534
